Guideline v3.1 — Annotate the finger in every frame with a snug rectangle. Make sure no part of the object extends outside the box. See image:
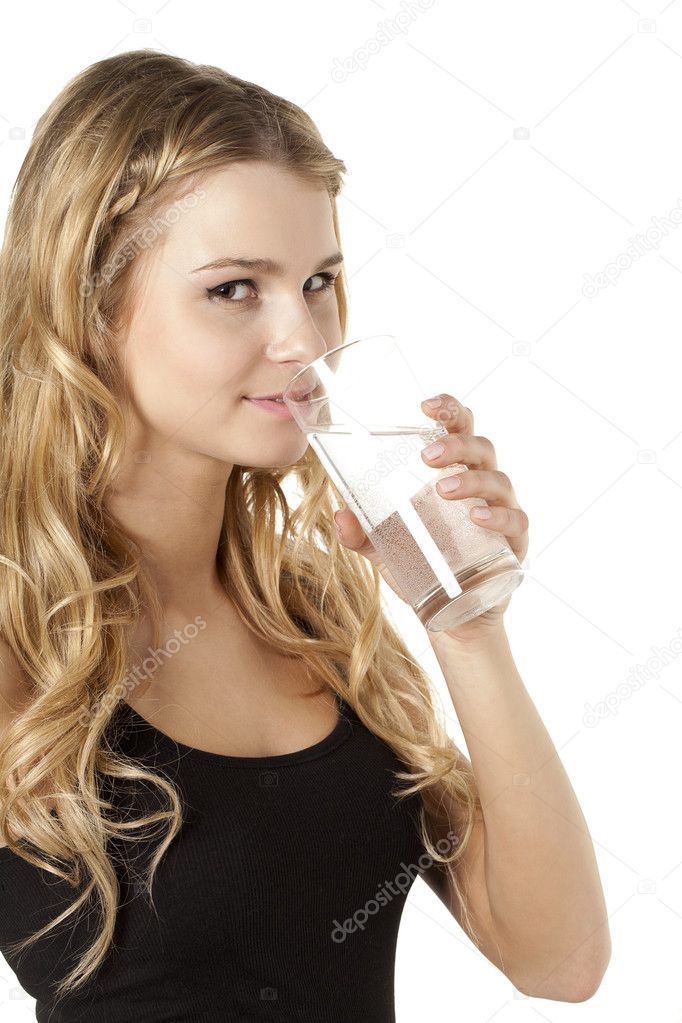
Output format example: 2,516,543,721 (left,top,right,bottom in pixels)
333,508,373,552
434,468,516,505
422,433,497,472
466,502,529,537
421,394,474,434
